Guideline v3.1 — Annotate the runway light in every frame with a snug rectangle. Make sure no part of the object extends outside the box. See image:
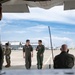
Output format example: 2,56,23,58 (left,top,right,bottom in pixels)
0,3,2,21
